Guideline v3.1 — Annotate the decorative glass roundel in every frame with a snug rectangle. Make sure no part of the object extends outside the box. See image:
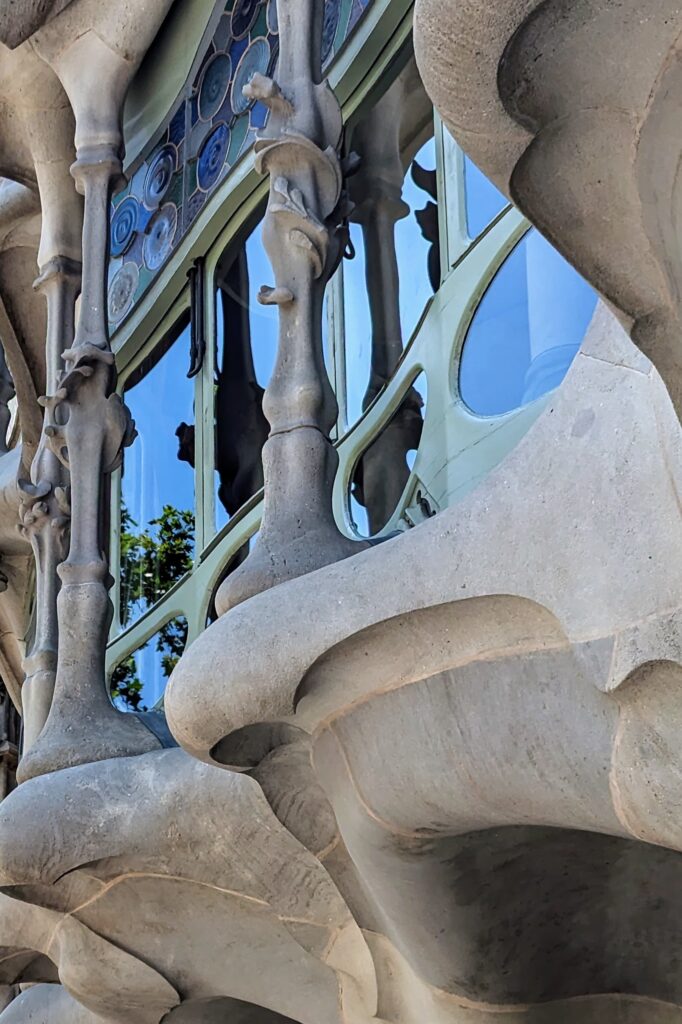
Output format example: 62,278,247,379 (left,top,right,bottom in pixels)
110,196,139,257
231,37,271,115
459,228,597,416
197,122,231,192
143,144,177,210
108,262,139,323
143,203,178,271
198,52,232,122
231,0,261,40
